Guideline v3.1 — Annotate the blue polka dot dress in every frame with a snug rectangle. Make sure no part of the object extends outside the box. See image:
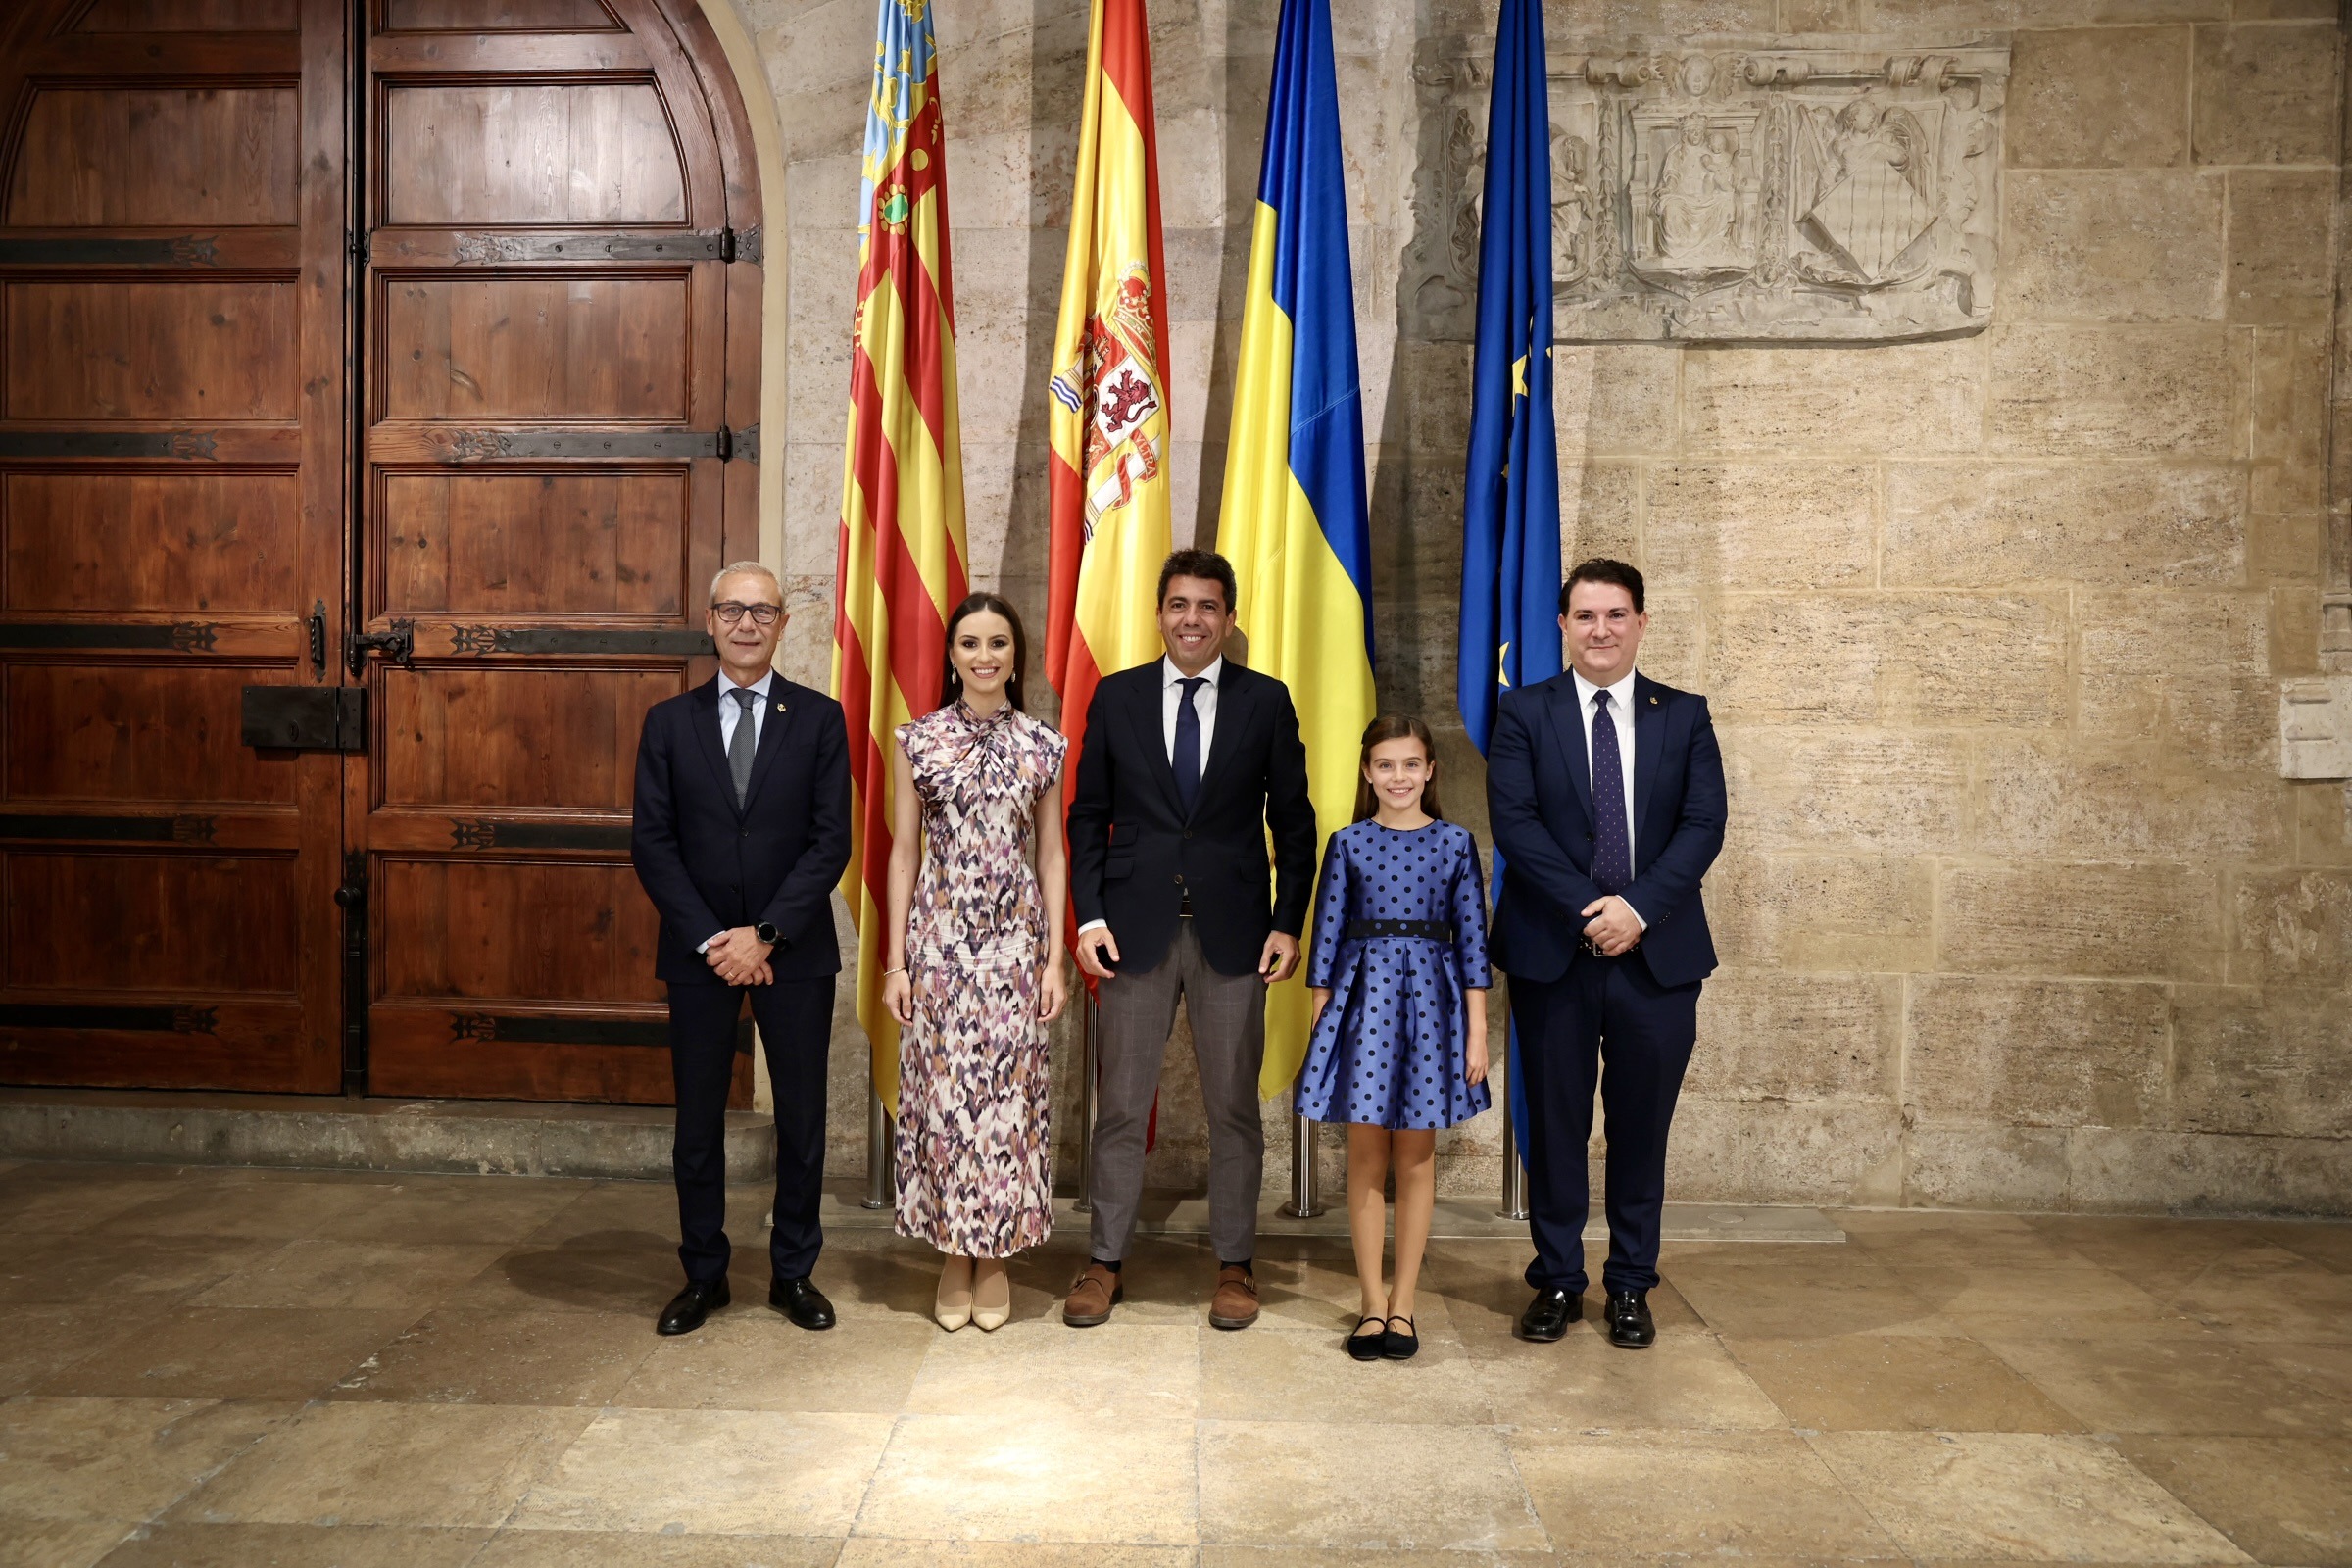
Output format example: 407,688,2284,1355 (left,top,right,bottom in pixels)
1293,819,1493,1130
